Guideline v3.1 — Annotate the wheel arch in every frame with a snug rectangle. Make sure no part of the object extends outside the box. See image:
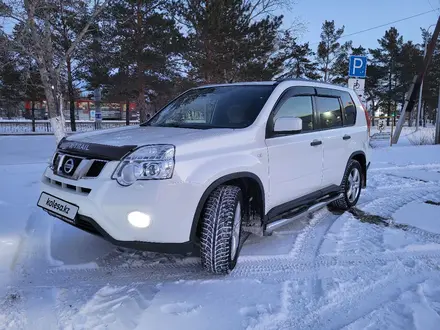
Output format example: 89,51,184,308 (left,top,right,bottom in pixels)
346,151,367,187
190,172,265,243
